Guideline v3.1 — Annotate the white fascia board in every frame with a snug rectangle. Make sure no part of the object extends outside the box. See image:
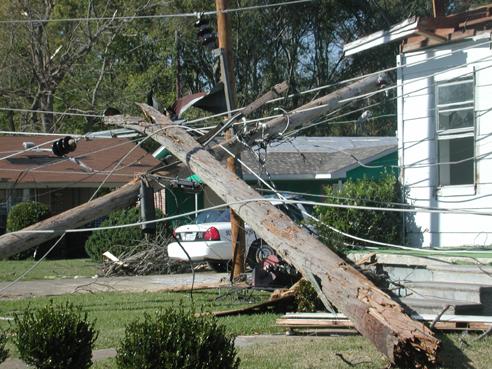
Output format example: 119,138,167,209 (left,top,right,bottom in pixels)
314,173,332,179
343,17,419,57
